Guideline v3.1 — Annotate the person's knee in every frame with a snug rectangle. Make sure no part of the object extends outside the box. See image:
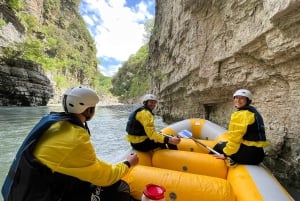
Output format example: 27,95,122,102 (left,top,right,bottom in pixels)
167,144,177,150
117,180,131,201
117,180,130,193
211,141,227,154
